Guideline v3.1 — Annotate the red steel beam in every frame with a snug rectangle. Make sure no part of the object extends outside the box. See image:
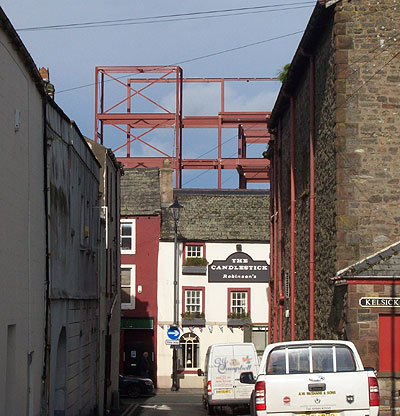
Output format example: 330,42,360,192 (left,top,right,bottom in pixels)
119,157,269,171
95,66,275,188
